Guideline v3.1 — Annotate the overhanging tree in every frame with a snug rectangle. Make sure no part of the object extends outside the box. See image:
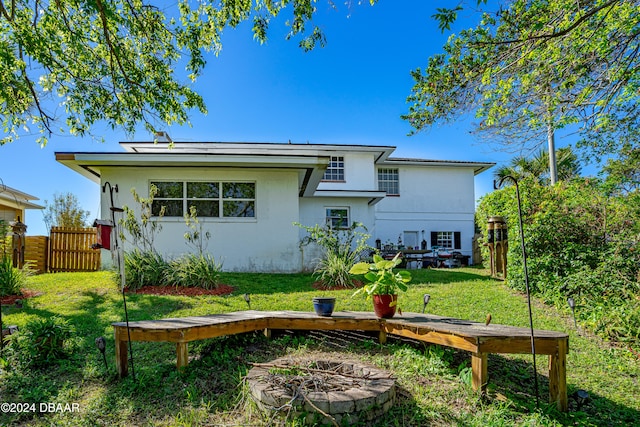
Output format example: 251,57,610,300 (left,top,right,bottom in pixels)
0,0,376,146
405,0,640,183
